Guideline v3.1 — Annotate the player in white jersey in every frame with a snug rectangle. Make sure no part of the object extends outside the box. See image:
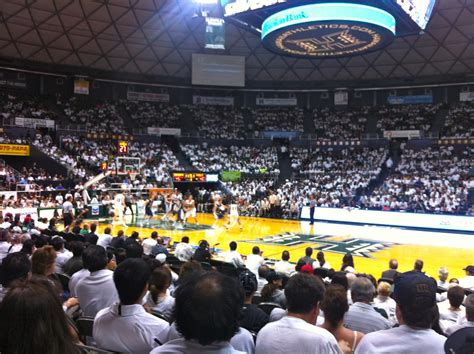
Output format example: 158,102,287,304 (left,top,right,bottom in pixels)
112,191,127,227
225,199,243,231
183,194,198,224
